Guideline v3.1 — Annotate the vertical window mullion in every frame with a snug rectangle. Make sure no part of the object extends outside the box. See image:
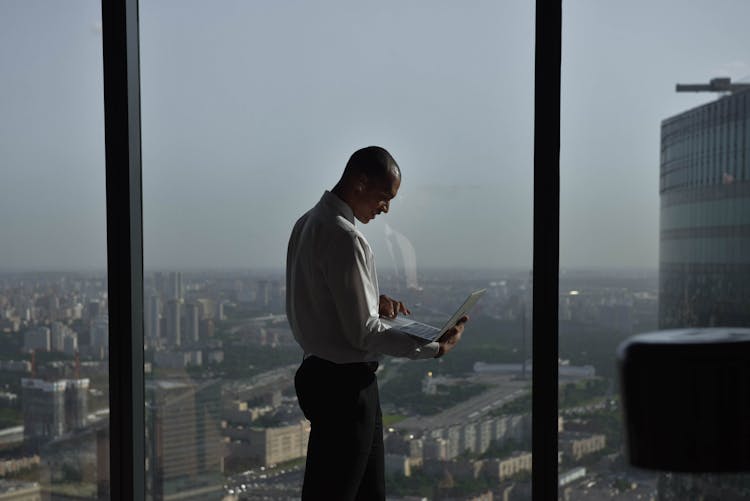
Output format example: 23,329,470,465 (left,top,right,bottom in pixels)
102,0,145,499
532,0,562,499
